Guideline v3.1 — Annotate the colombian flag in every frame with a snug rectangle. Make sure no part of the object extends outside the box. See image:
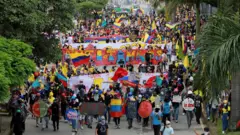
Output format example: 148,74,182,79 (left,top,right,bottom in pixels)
115,15,124,23
56,73,67,87
144,33,153,43
113,22,121,29
110,99,122,117
111,67,128,82
151,21,157,35
69,52,90,67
